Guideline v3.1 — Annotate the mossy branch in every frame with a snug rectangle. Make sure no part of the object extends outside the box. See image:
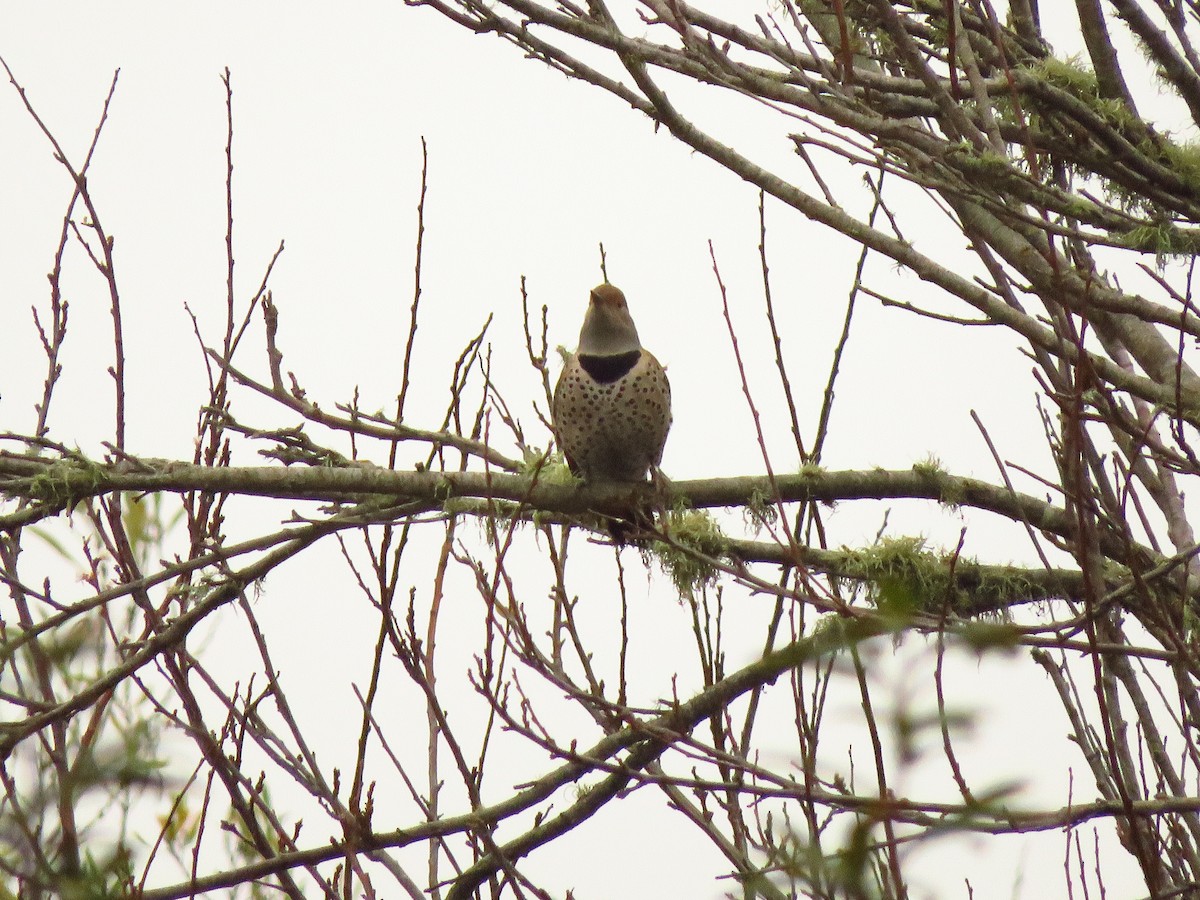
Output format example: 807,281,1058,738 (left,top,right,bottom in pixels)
3,451,1175,615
